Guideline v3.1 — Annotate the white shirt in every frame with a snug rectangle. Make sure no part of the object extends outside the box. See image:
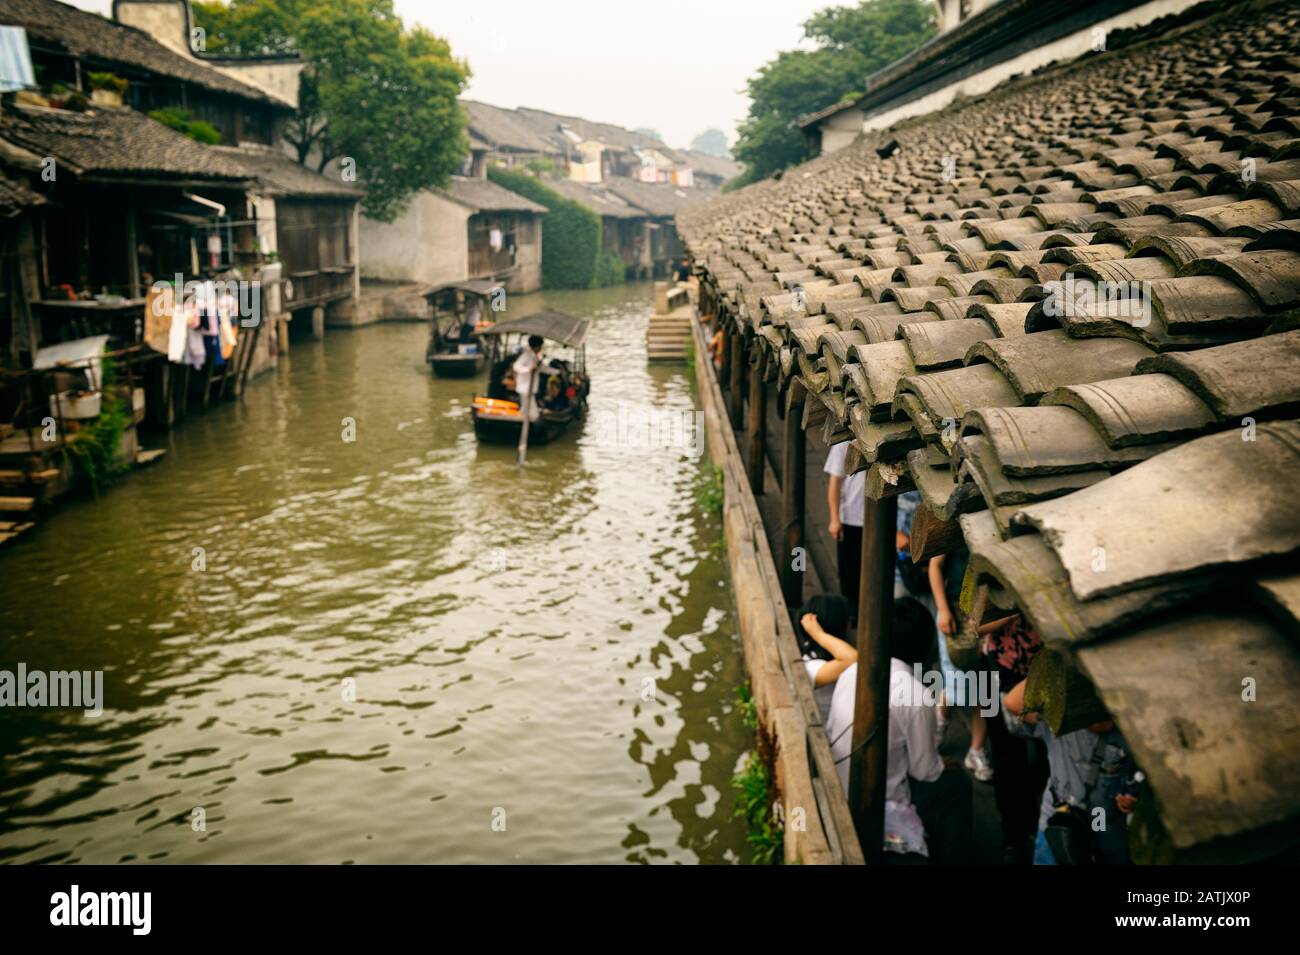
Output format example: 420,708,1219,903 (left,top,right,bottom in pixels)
825,660,944,802
824,442,865,528
512,348,540,421
803,657,835,723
